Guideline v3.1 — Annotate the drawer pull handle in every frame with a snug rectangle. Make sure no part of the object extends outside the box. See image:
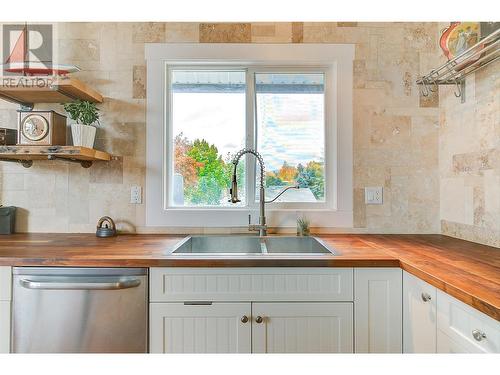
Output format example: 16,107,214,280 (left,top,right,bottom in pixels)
472,329,487,342
255,316,263,324
184,301,212,305
241,315,249,323
421,293,432,302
